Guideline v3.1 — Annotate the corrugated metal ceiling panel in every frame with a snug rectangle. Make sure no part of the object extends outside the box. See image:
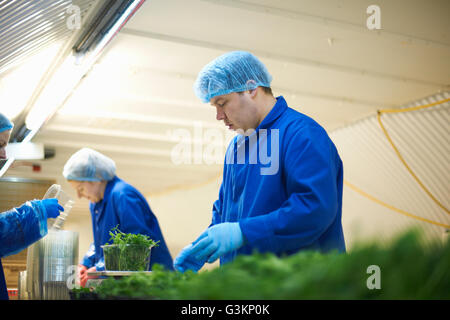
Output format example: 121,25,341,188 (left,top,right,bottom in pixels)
0,0,97,75
330,91,450,243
